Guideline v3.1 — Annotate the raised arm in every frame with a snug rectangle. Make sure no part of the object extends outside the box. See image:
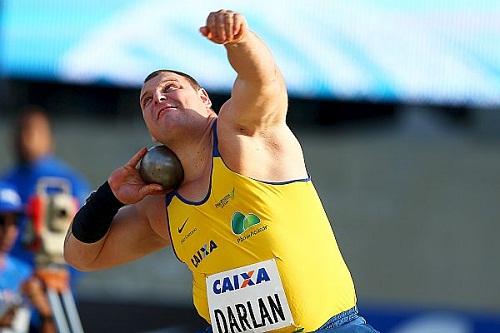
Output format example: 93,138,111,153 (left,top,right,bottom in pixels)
64,148,169,271
200,10,288,133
